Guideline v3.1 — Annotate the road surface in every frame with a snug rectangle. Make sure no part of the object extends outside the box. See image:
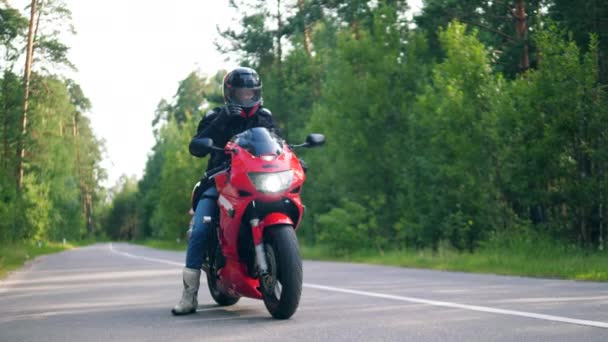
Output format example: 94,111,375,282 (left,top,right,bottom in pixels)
1,243,607,341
